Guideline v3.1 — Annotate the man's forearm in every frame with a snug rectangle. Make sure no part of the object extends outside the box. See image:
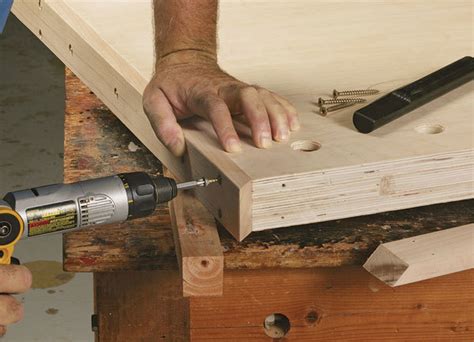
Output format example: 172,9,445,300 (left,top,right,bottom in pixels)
153,0,218,64
144,0,299,156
